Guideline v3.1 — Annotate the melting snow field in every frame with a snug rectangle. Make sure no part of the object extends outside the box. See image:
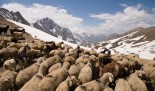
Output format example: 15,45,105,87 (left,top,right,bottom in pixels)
104,35,155,60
